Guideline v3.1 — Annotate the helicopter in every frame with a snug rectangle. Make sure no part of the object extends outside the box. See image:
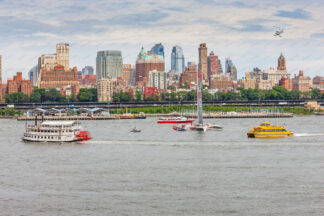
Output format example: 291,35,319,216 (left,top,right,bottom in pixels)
274,26,284,37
